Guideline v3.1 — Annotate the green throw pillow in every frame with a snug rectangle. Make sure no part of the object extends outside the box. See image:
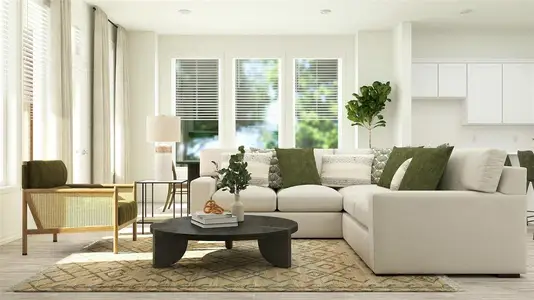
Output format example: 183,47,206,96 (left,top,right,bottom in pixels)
399,146,454,190
377,146,423,188
275,148,321,188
